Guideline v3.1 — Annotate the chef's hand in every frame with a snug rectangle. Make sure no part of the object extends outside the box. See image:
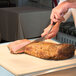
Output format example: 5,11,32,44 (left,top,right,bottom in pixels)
50,1,69,25
41,24,59,39
41,17,64,39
